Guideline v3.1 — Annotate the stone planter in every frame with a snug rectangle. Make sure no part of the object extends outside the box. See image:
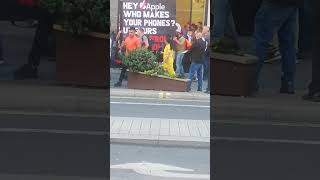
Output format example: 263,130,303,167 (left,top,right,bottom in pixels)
212,52,258,96
54,25,108,88
127,71,190,92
